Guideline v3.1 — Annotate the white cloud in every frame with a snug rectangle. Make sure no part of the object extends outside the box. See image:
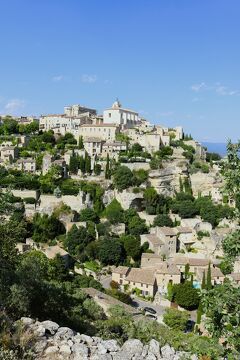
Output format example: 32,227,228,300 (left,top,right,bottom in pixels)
4,99,25,113
81,74,97,83
191,82,239,96
52,75,64,82
191,82,207,92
